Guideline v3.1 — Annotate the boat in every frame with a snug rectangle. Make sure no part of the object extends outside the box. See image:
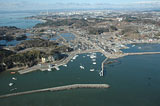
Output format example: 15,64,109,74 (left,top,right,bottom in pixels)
72,55,78,60
10,72,16,74
132,45,135,47
55,66,60,71
63,64,67,67
93,62,96,65
90,69,95,72
12,77,17,80
48,68,52,71
99,71,103,76
9,83,14,87
80,66,85,69
90,53,97,59
138,47,142,49
10,88,17,91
